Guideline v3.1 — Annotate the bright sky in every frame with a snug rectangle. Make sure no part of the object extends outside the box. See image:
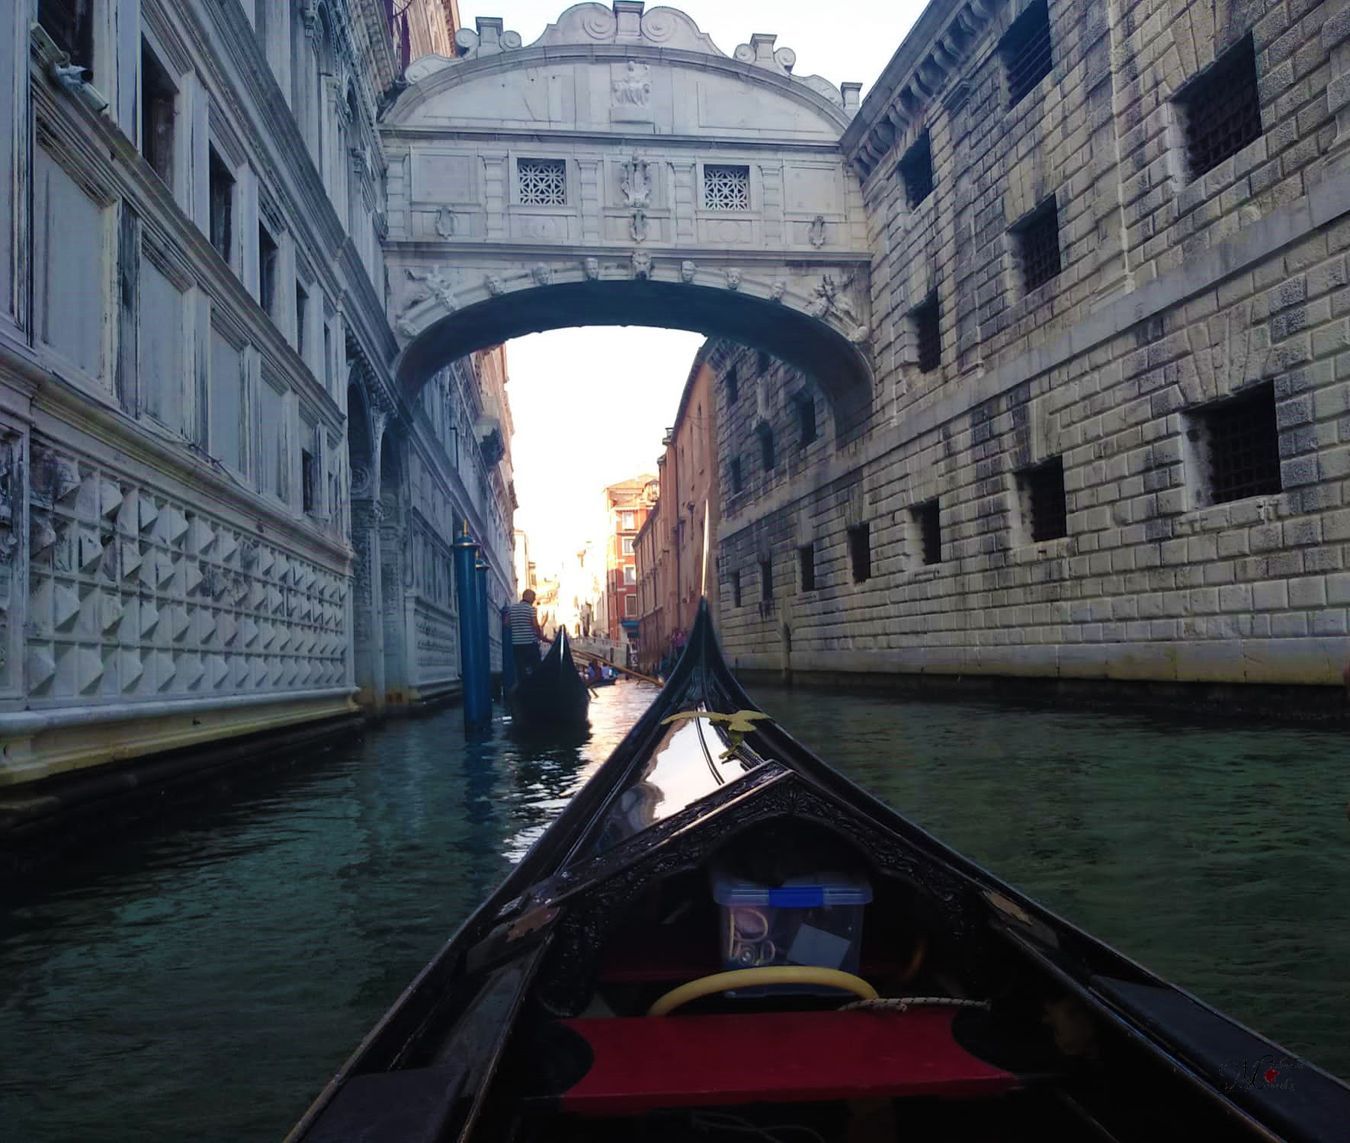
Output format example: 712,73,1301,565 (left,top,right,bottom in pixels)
471,1,929,573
